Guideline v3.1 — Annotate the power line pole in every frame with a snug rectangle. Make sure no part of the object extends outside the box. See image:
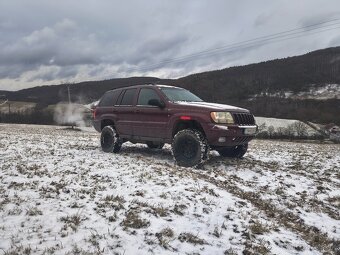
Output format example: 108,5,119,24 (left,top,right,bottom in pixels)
67,84,74,129
67,84,71,105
